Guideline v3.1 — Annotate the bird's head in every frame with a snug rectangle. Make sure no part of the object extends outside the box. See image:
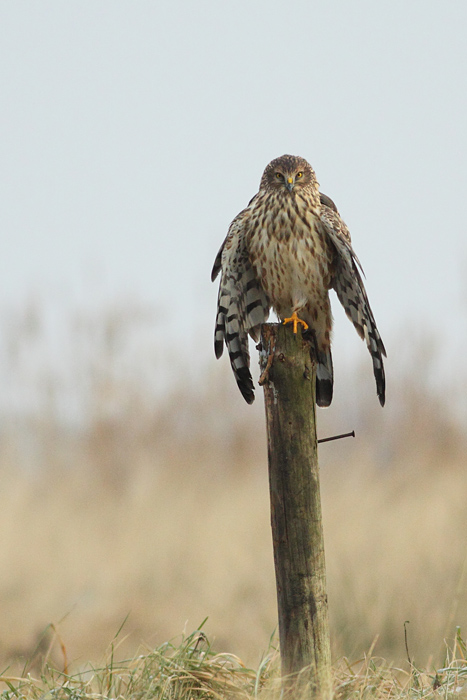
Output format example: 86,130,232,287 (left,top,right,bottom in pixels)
260,155,319,197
